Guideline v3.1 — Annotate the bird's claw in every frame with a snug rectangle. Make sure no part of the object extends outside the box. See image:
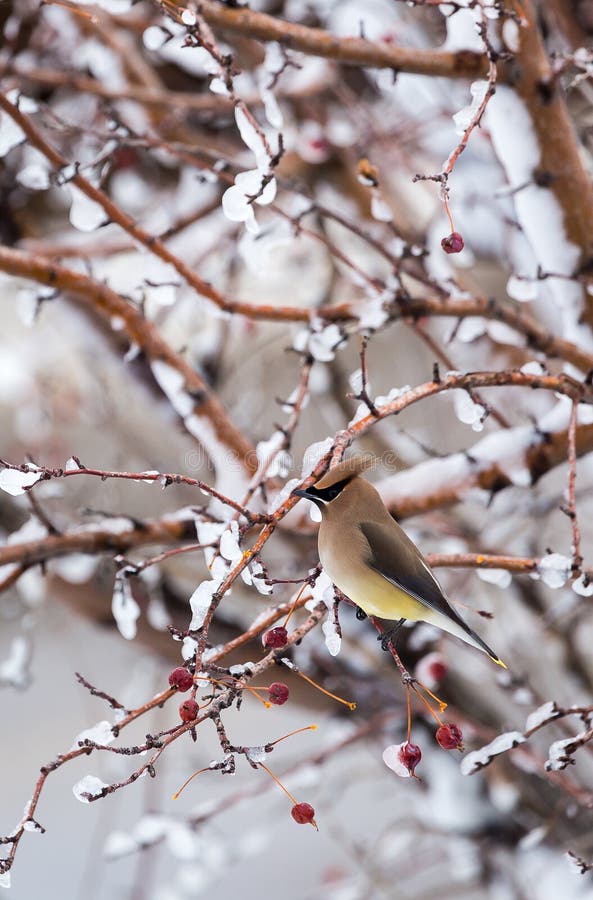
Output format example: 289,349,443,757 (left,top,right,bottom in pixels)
377,618,405,652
